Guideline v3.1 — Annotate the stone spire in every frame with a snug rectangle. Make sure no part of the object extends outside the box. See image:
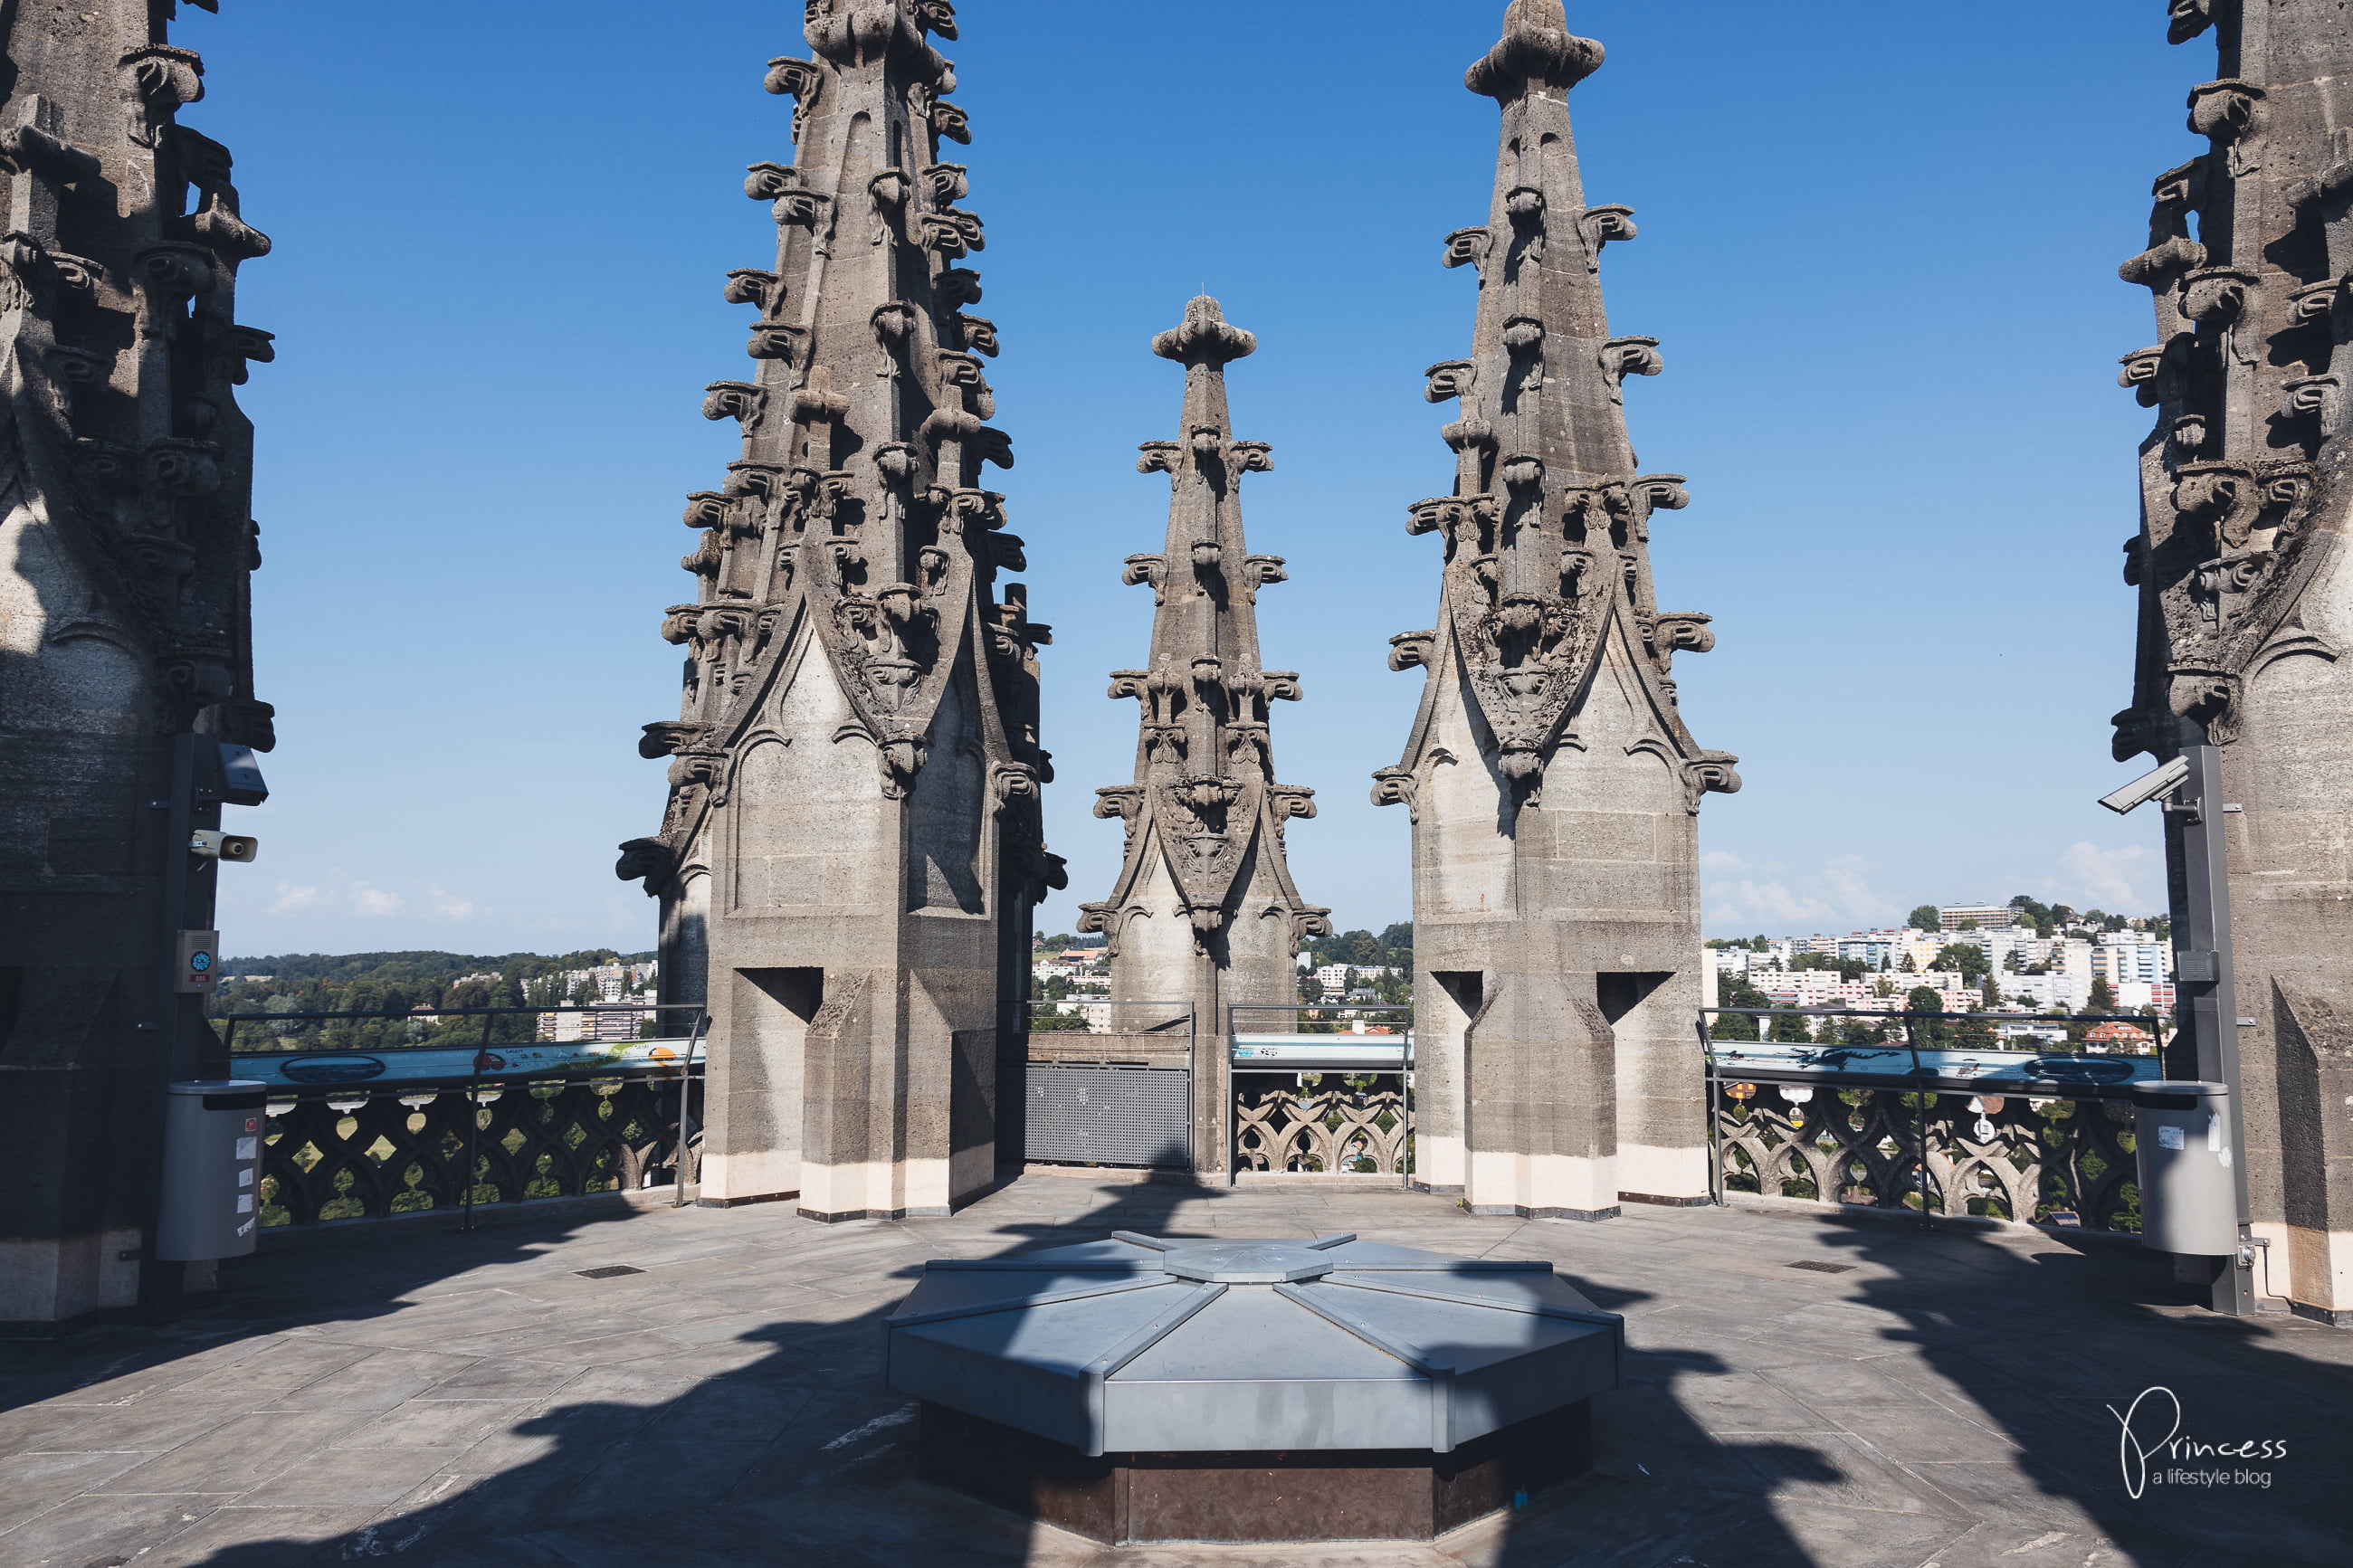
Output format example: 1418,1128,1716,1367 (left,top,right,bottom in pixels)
618,0,1063,1222
1081,298,1329,1177
0,0,277,1324
1374,0,1737,1219
2111,0,2353,1321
